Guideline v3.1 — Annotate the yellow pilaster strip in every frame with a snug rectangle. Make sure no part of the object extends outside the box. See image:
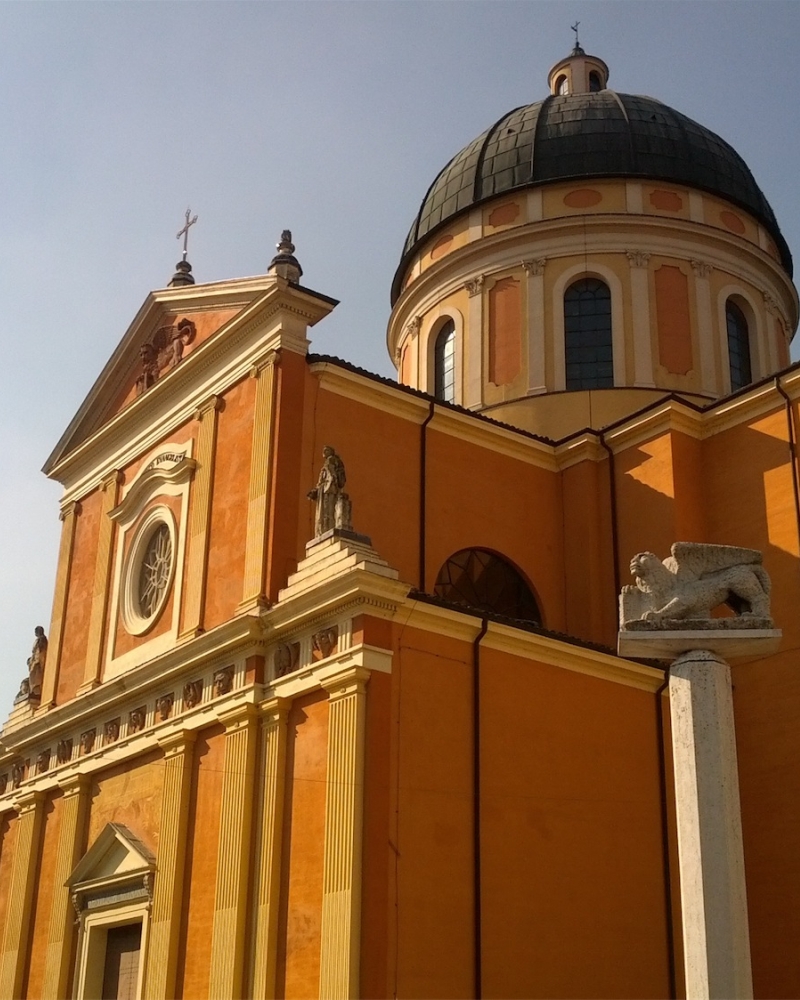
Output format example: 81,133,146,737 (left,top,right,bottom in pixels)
0,791,45,999
40,776,89,1000
80,472,122,691
319,667,370,1000
251,698,289,1000
180,396,222,638
238,352,279,613
40,501,81,707
208,704,258,1000
144,730,197,1000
